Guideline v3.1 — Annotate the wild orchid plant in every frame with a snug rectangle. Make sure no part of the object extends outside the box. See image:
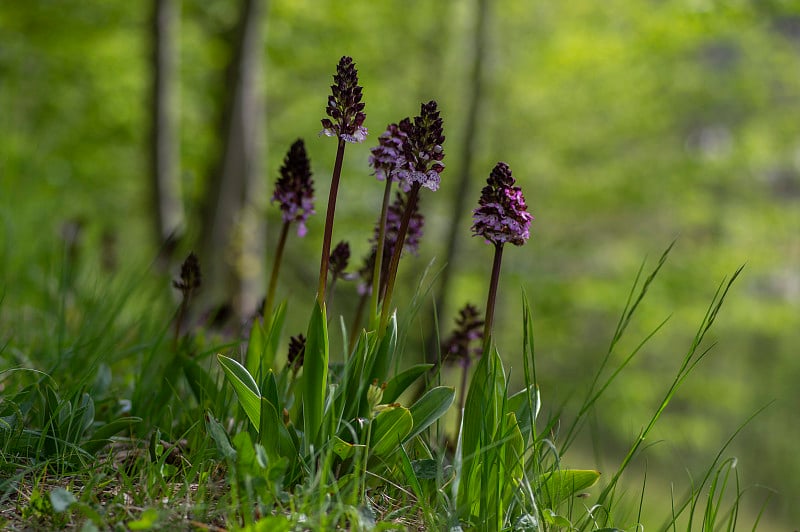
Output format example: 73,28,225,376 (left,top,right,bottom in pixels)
206,55,601,530
206,56,744,531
